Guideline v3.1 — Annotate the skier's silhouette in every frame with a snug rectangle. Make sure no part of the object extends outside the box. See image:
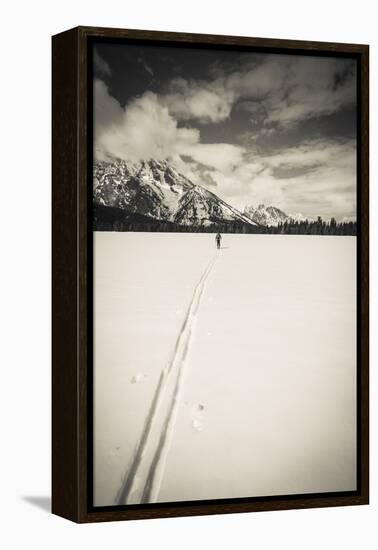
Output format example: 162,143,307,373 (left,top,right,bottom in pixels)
215,233,222,249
